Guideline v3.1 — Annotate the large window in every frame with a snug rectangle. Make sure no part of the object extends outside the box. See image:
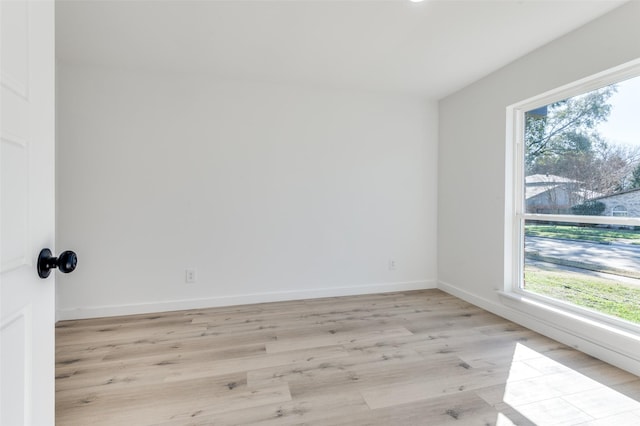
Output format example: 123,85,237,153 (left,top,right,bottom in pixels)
510,62,640,330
